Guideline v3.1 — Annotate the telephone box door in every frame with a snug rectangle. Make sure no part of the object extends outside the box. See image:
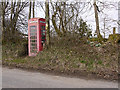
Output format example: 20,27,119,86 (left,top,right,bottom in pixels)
28,19,38,56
